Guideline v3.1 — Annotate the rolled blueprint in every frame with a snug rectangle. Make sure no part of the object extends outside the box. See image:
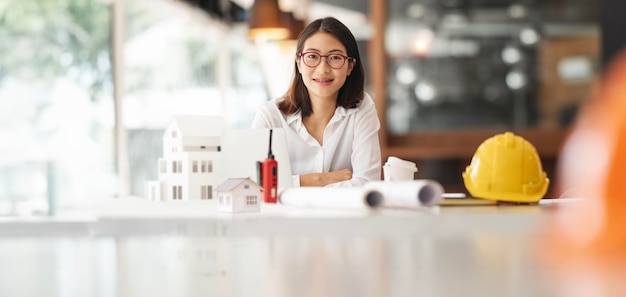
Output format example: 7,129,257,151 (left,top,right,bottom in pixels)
365,180,444,208
278,187,384,209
